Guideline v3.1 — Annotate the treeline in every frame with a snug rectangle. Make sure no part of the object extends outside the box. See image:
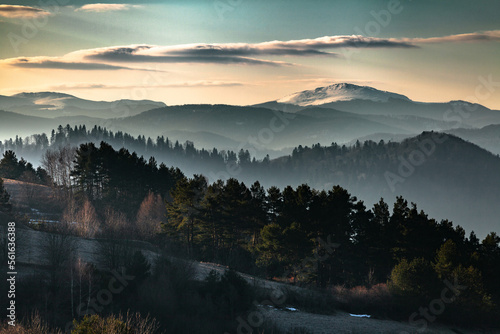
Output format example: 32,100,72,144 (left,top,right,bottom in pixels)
0,150,50,185
70,141,184,216
269,132,500,190
0,124,259,178
40,142,185,240
3,140,500,295
4,125,500,195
